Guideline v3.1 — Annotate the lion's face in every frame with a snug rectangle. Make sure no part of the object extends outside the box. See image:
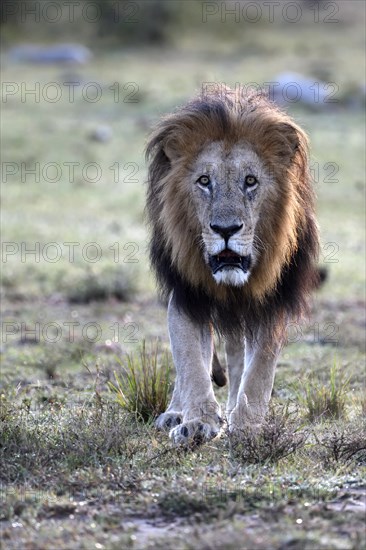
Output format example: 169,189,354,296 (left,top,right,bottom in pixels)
147,90,319,309
191,141,274,287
